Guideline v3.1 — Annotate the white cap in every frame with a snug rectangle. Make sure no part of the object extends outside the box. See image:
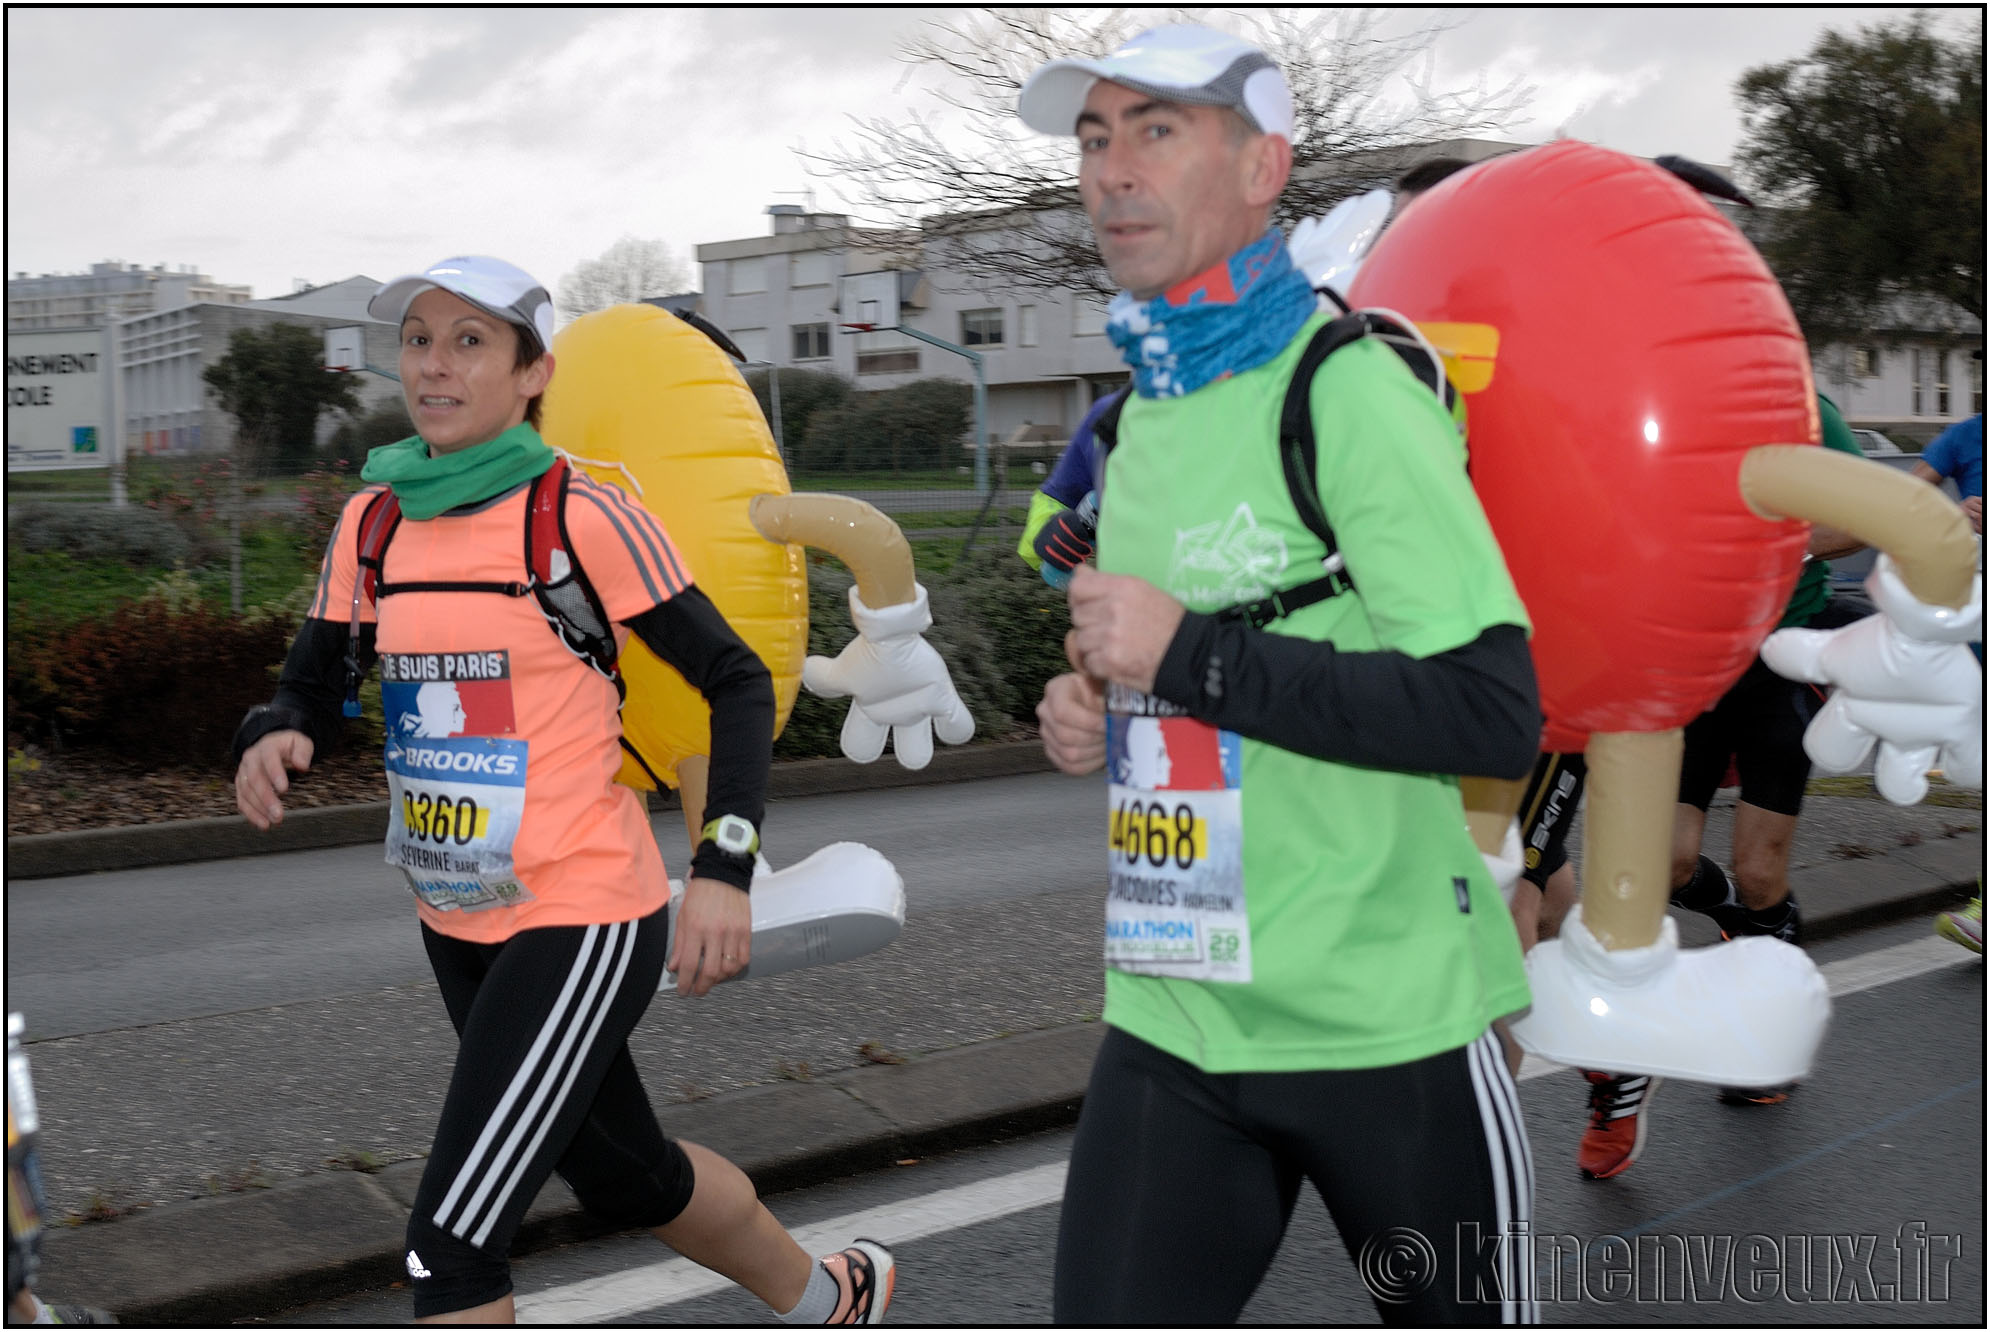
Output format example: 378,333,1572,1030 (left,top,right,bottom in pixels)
1018,24,1294,143
368,256,555,354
